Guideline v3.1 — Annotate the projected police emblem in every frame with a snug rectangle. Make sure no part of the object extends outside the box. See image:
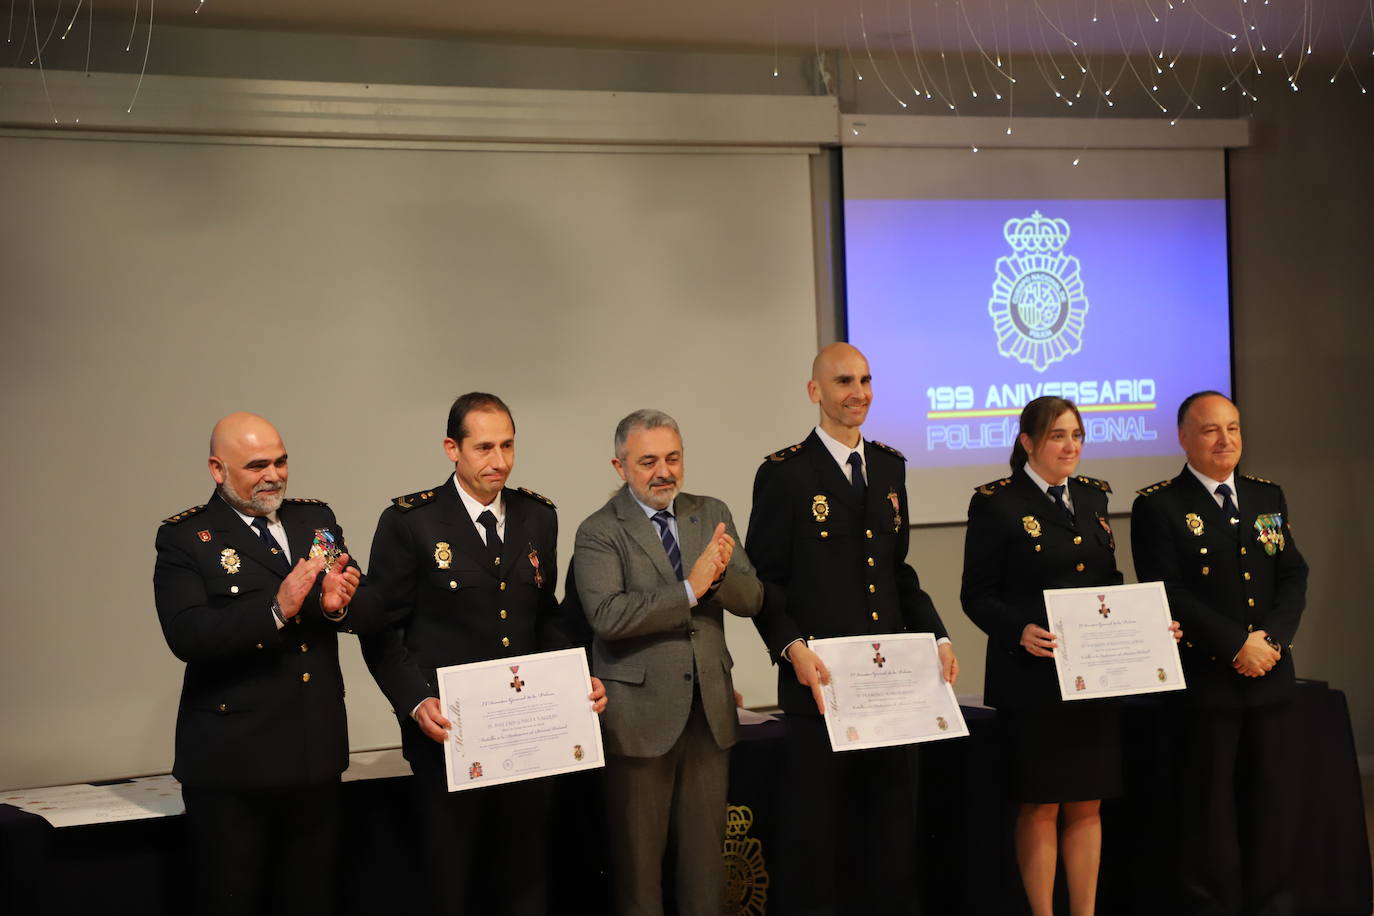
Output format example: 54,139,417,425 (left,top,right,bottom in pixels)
988,211,1089,373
